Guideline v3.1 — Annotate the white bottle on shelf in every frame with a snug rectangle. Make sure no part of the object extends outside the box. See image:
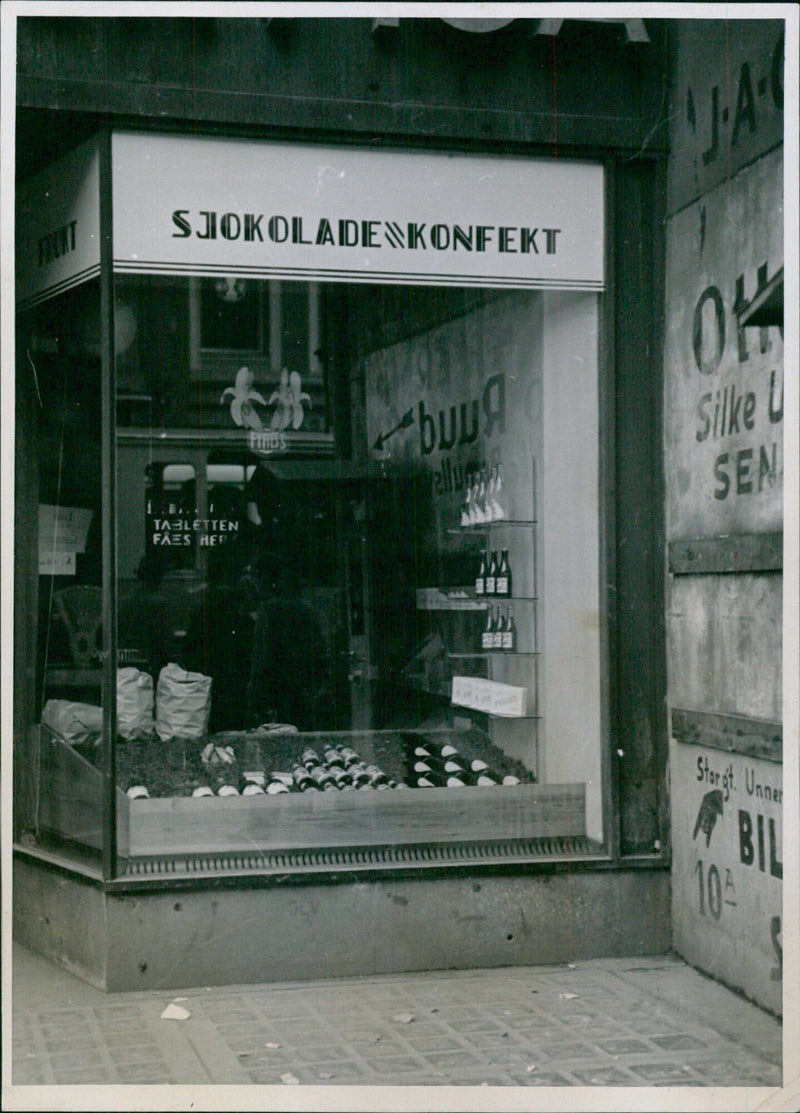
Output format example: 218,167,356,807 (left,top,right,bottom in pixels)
489,463,506,520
